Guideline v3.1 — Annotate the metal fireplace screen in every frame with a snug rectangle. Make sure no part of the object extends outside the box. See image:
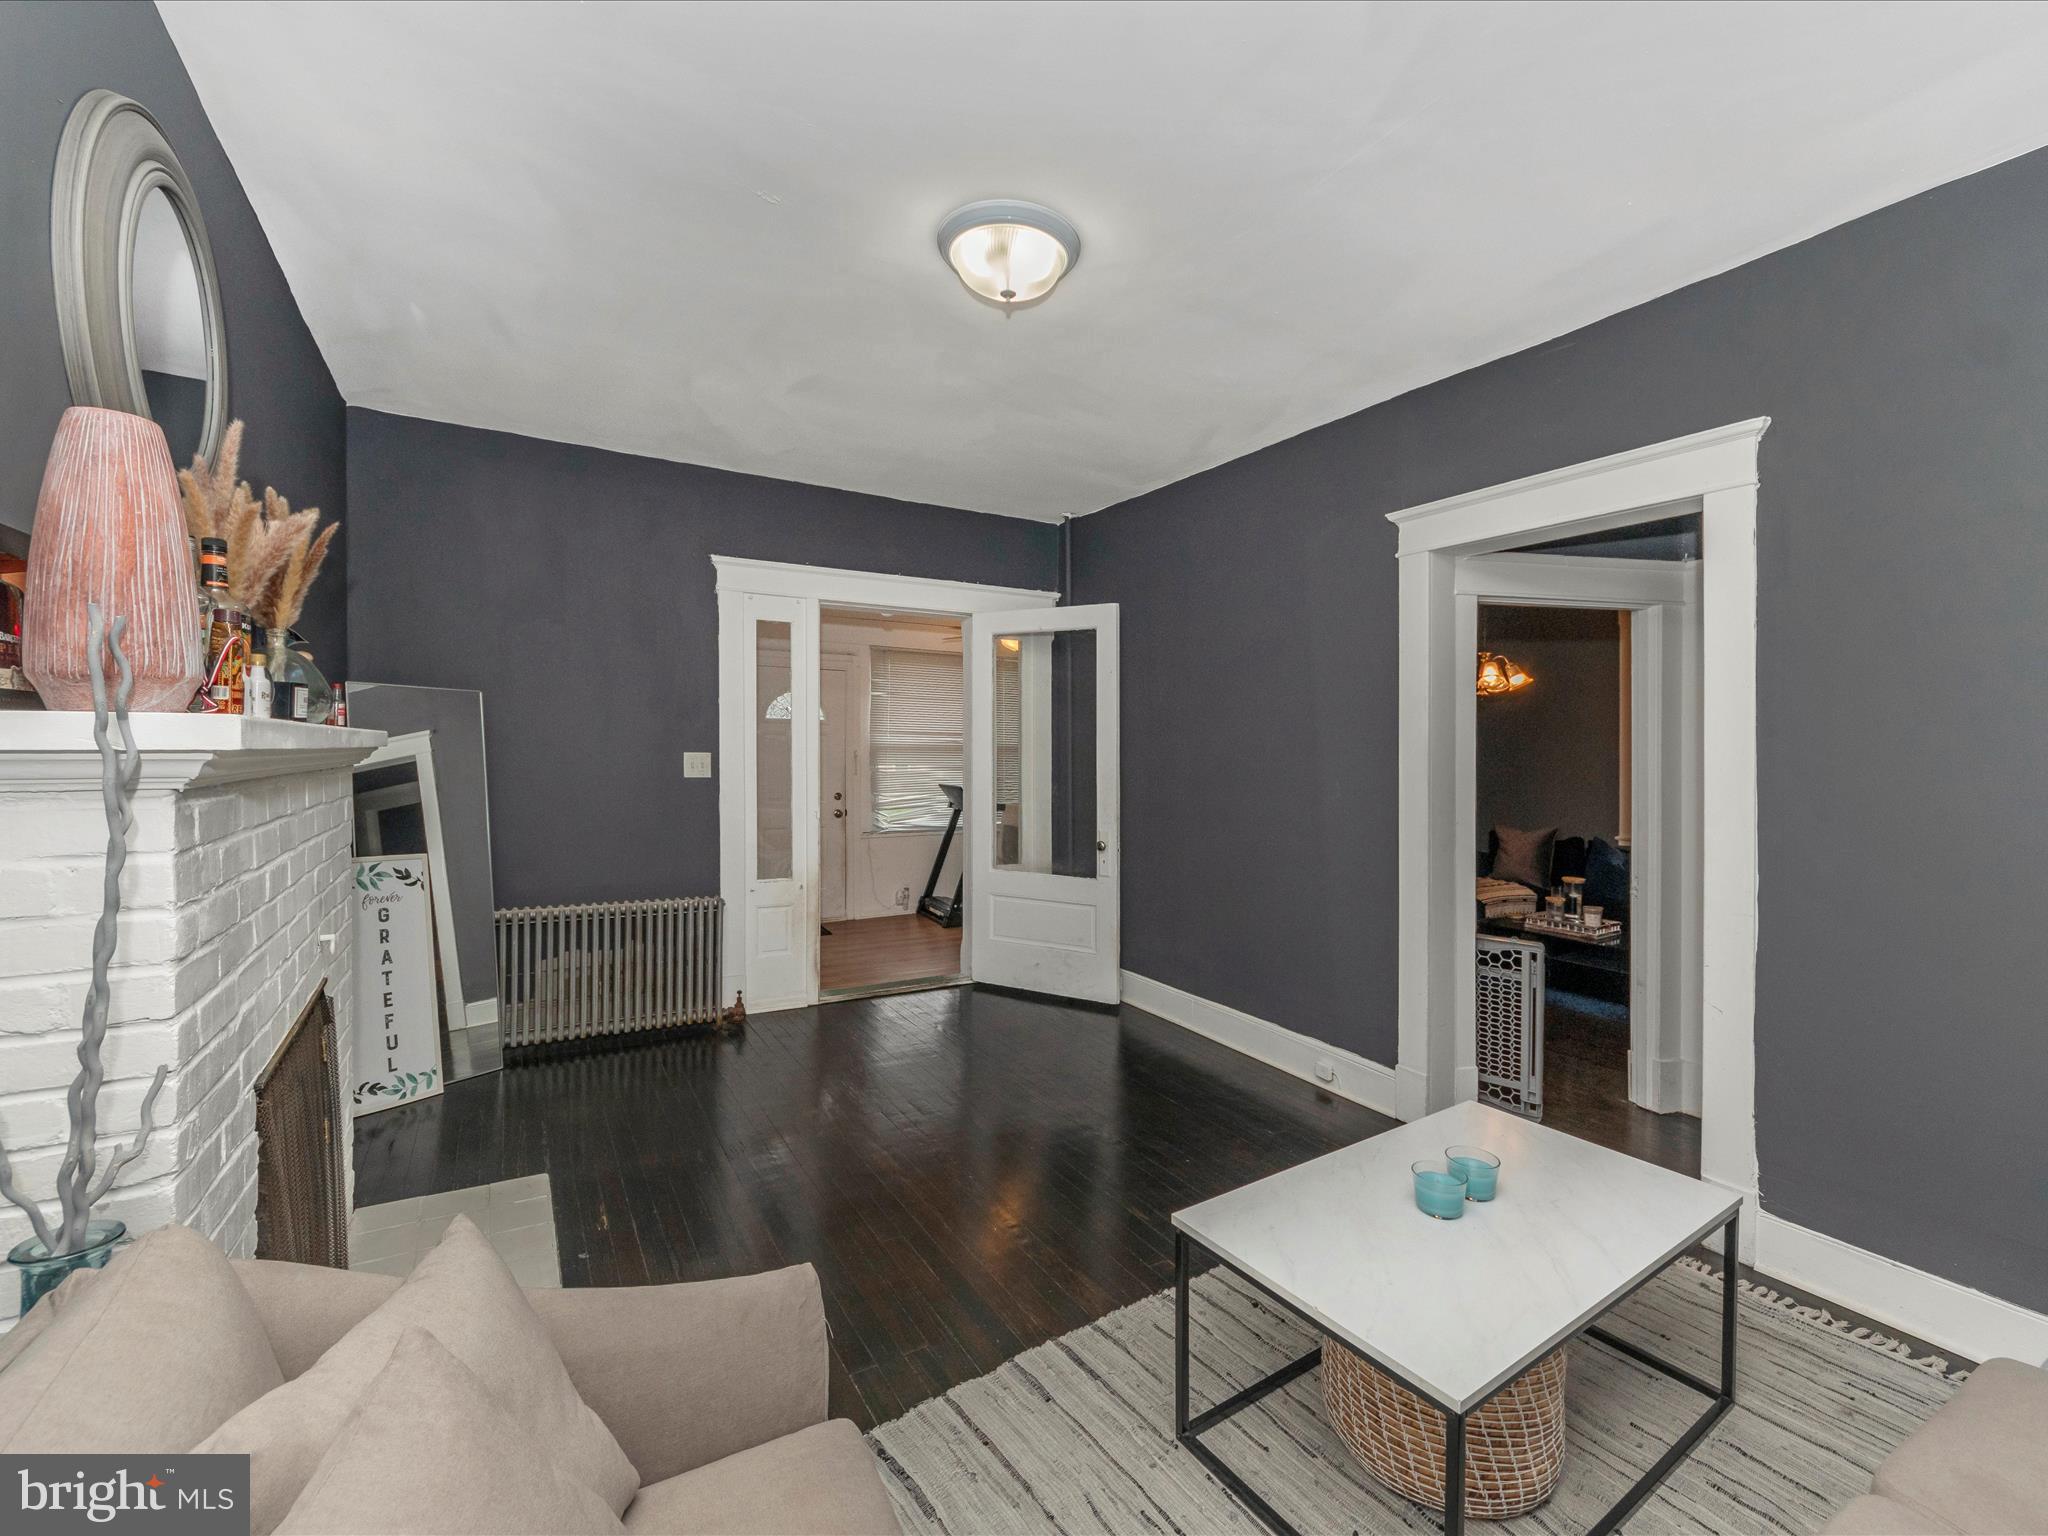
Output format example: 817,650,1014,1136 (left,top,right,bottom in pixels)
253,986,348,1267
1476,935,1545,1120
